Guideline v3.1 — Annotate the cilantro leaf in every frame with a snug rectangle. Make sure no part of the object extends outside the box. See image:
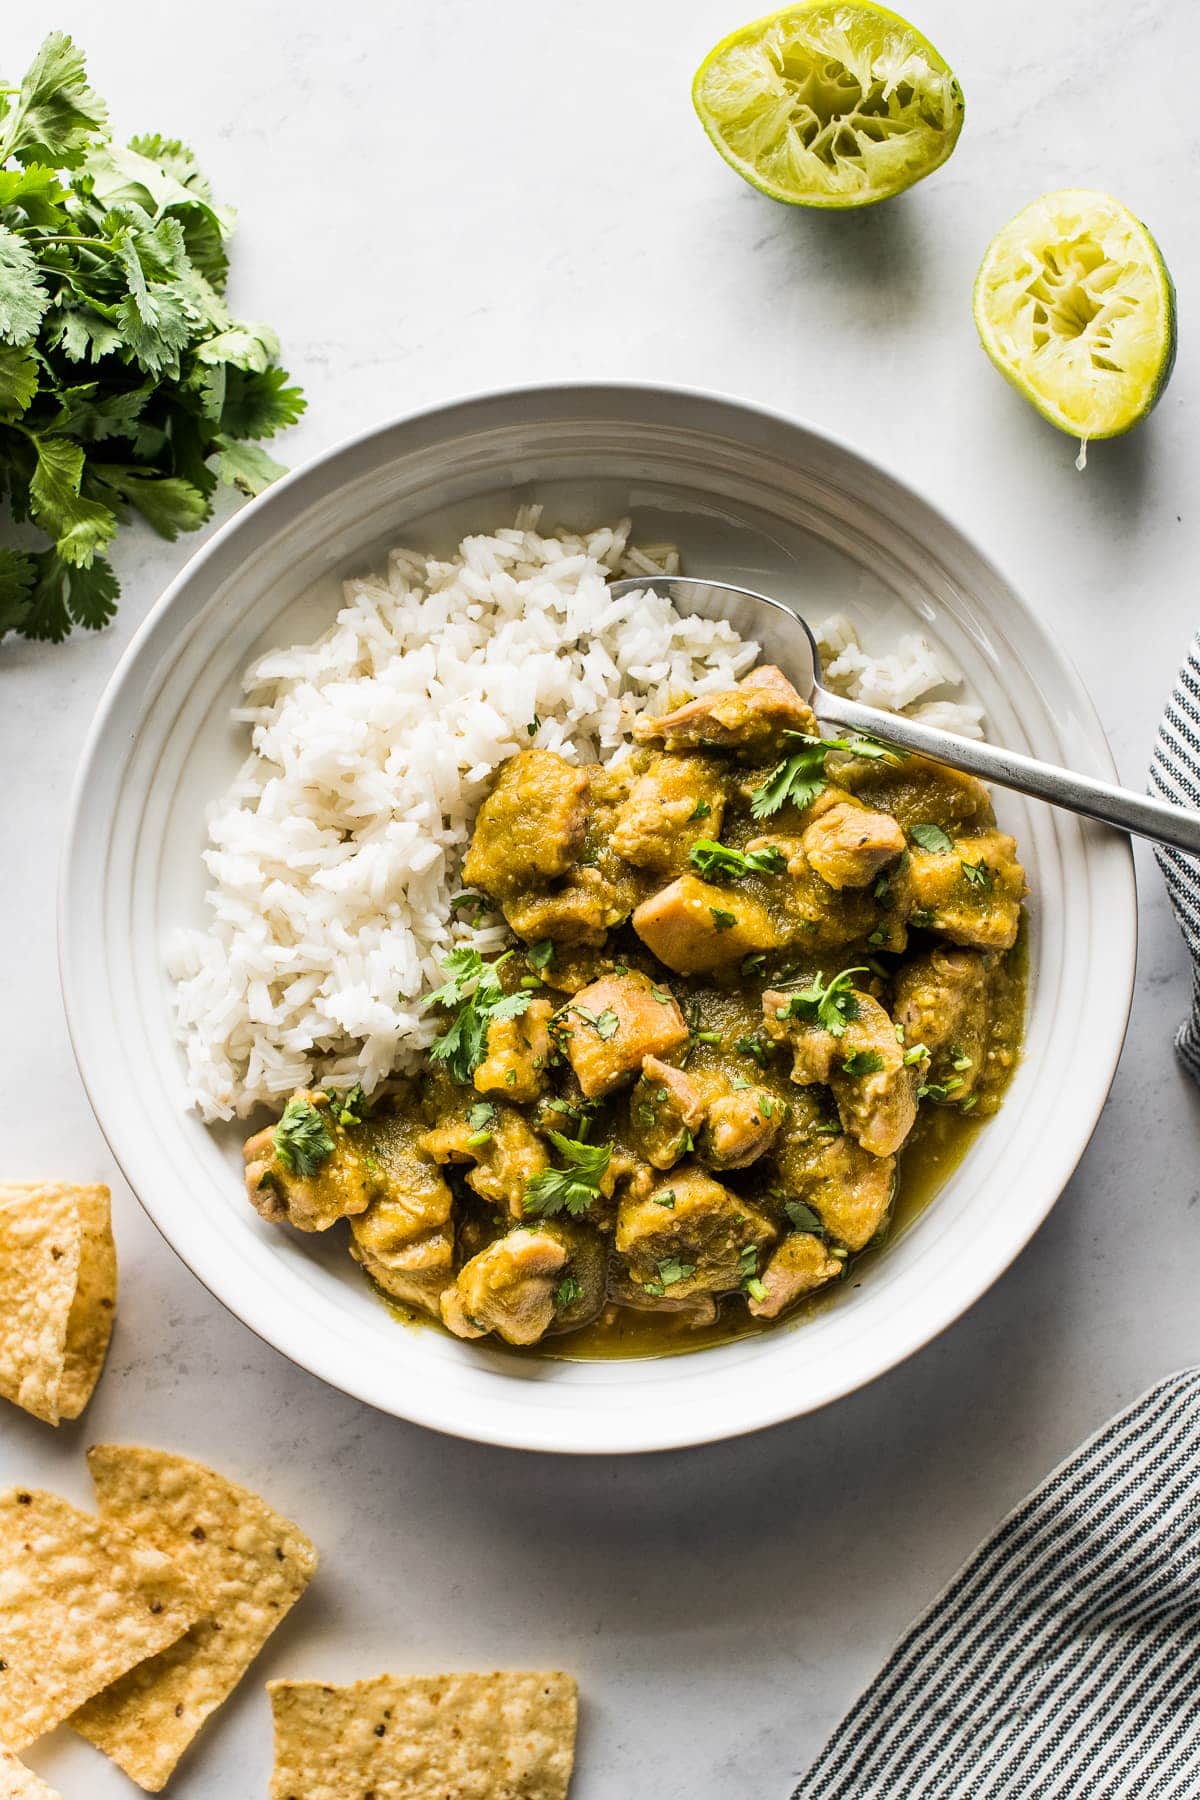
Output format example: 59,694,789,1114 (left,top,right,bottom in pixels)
273,1095,336,1177
774,967,868,1039
0,164,68,225
64,555,119,630
28,436,117,566
689,839,787,880
785,1200,825,1235
0,33,107,169
424,948,533,1085
214,437,288,496
0,344,38,414
960,858,994,891
523,1132,613,1218
219,366,307,441
0,226,48,345
0,547,35,633
841,1049,885,1077
750,733,904,821
93,467,209,539
911,823,955,853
